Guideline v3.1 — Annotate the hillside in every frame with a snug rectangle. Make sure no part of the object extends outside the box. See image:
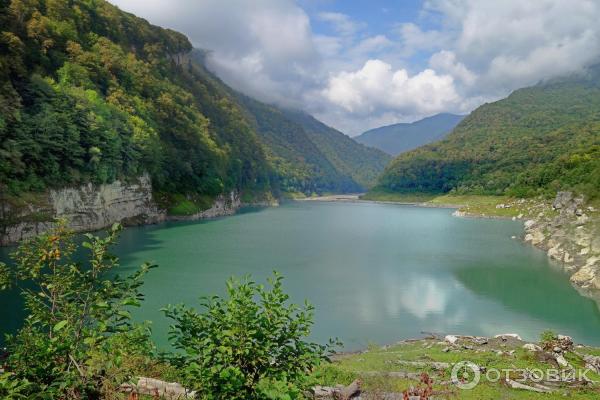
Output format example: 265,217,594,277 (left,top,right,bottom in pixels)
0,0,389,212
373,68,600,198
355,113,464,155
279,110,391,190
0,0,273,203
236,95,390,194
